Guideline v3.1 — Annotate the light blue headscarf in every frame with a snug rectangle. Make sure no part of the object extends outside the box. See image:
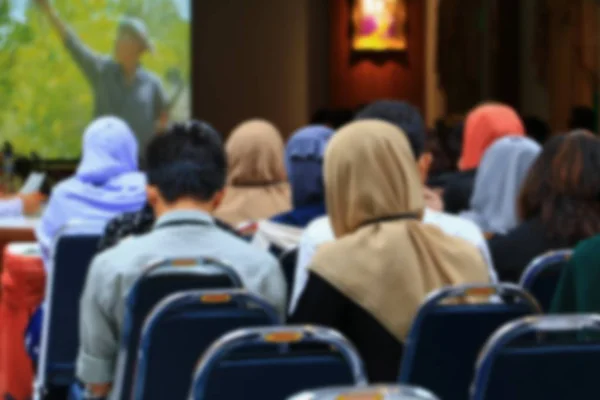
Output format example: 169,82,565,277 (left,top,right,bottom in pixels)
36,116,147,262
461,136,541,235
285,125,334,208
